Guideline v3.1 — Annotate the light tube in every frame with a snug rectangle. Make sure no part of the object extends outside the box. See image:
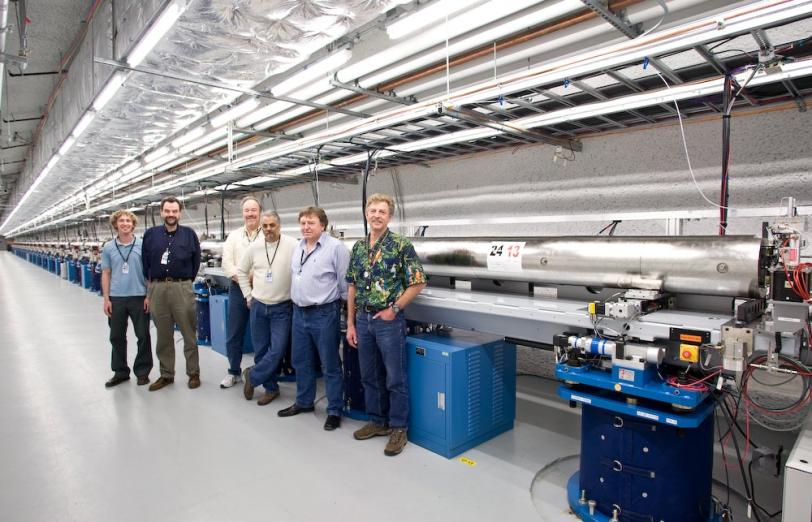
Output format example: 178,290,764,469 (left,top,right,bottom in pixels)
386,0,482,40
337,0,543,83
126,1,185,67
92,71,127,111
144,146,170,164
273,50,352,96
71,112,95,138
58,136,77,156
209,98,261,128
